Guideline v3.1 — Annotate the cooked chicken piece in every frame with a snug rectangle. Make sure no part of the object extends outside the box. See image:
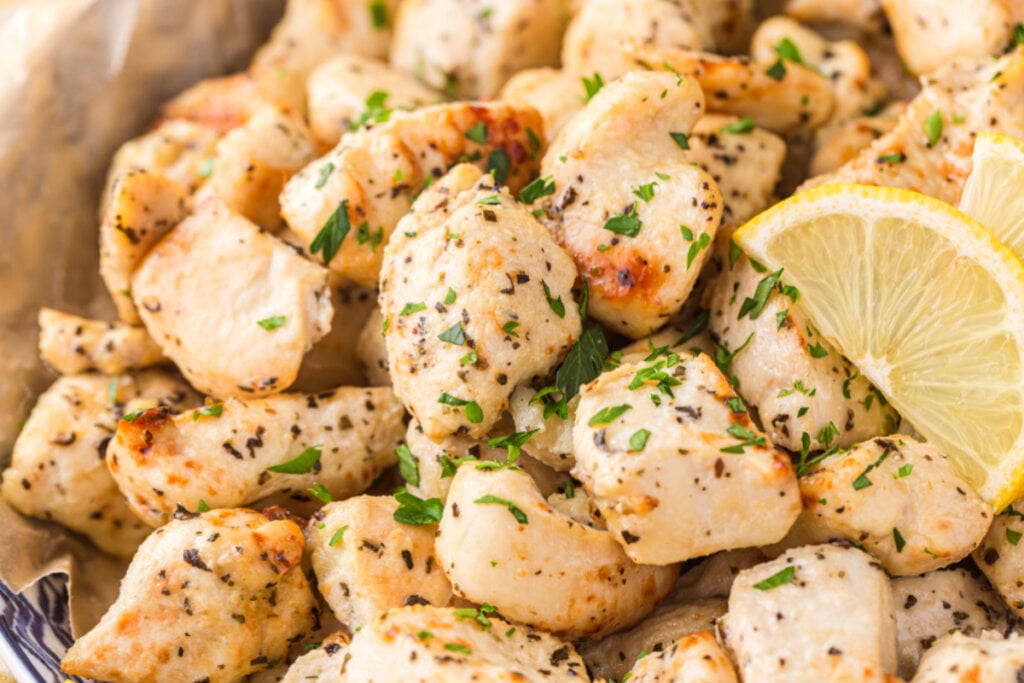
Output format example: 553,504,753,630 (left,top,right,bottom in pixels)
390,0,564,100
751,17,886,123
507,385,577,471
561,0,712,81
342,605,589,681
357,307,390,386
306,54,442,147
759,507,842,558
708,0,756,55
0,372,197,558
292,286,377,392
580,599,728,680
132,198,333,398
880,0,1022,76
625,631,739,683
719,544,899,682
799,436,992,576
106,386,405,527
159,69,301,134
804,48,1024,206
670,547,768,602
573,352,800,564
685,114,787,224
253,0,401,85
280,102,543,287
539,71,723,337
892,568,1018,678
785,0,884,32
61,508,316,683
403,417,570,503
810,104,904,177
99,171,190,324
623,43,835,135
194,105,316,231
499,68,584,143
910,632,1024,683
281,631,351,683
704,240,898,451
306,495,453,629
436,466,676,638
380,169,581,441
100,119,218,218
38,308,165,375
974,496,1024,618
